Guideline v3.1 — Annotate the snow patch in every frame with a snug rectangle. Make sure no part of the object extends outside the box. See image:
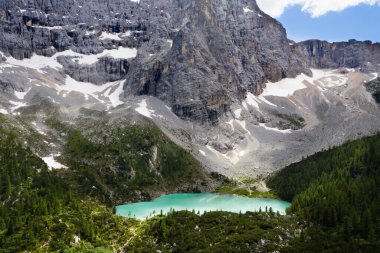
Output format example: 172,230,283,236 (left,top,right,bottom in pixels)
85,30,97,36
58,77,114,98
135,99,154,119
309,69,348,88
245,92,260,110
243,7,254,13
259,123,292,134
14,87,32,100
55,47,137,65
9,100,27,112
167,39,173,48
323,77,346,87
99,31,131,41
259,69,352,101
234,108,242,118
262,73,308,97
32,25,63,30
5,54,62,73
42,155,67,170
107,81,125,107
369,72,378,81
238,150,245,157
3,47,137,72
99,32,123,41
258,69,350,106
0,109,8,115
199,150,206,157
